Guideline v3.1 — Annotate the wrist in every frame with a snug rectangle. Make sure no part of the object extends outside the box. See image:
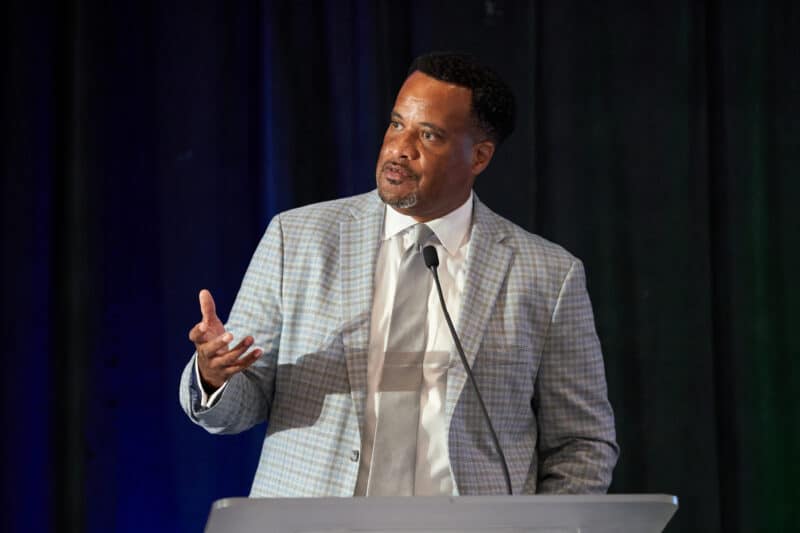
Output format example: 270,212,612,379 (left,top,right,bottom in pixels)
199,374,223,394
